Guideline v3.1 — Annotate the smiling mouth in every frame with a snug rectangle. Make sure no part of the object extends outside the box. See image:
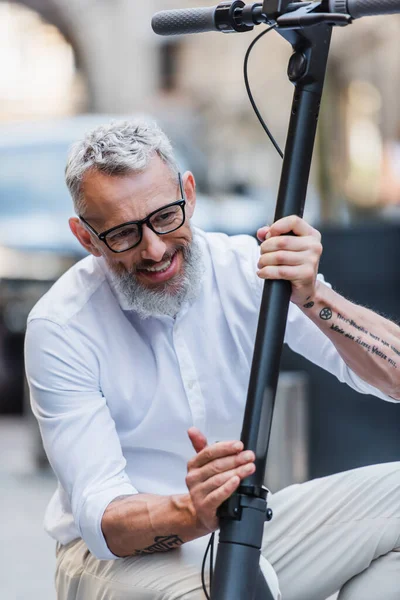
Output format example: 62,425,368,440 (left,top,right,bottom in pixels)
139,254,174,273
136,250,179,280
